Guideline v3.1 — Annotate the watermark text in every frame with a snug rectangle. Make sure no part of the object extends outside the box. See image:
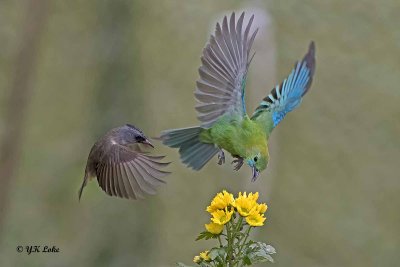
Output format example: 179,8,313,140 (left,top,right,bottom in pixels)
16,245,60,255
